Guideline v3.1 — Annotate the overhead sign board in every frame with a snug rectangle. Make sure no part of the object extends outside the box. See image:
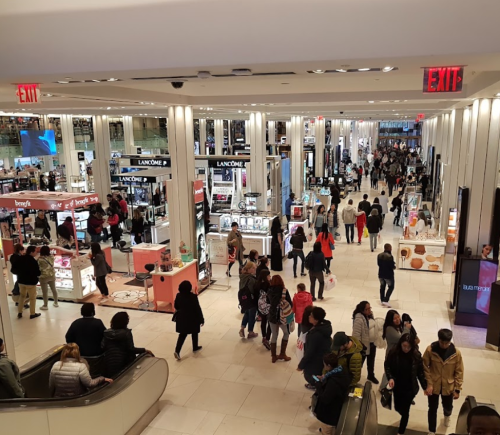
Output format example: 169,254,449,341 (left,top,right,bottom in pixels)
16,84,41,104
208,160,247,168
111,174,157,183
423,67,464,93
130,158,171,167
